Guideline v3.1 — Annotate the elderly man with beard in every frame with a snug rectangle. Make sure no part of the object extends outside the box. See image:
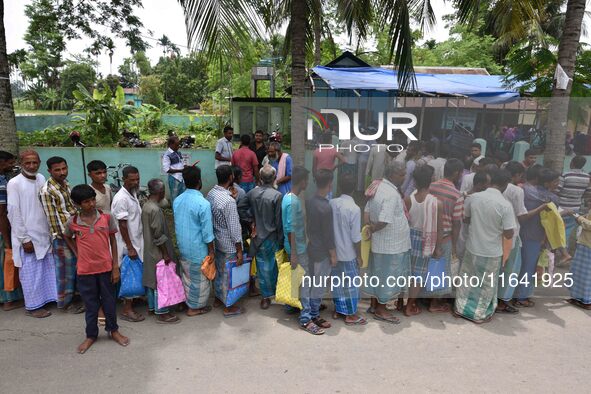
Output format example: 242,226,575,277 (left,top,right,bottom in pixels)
262,142,292,195
7,150,57,318
111,166,145,322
